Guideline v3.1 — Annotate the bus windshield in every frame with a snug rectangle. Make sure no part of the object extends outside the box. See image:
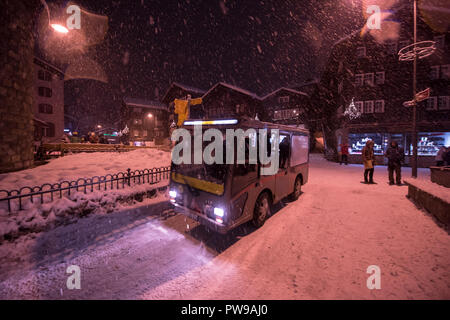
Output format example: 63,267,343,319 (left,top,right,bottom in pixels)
172,162,229,186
